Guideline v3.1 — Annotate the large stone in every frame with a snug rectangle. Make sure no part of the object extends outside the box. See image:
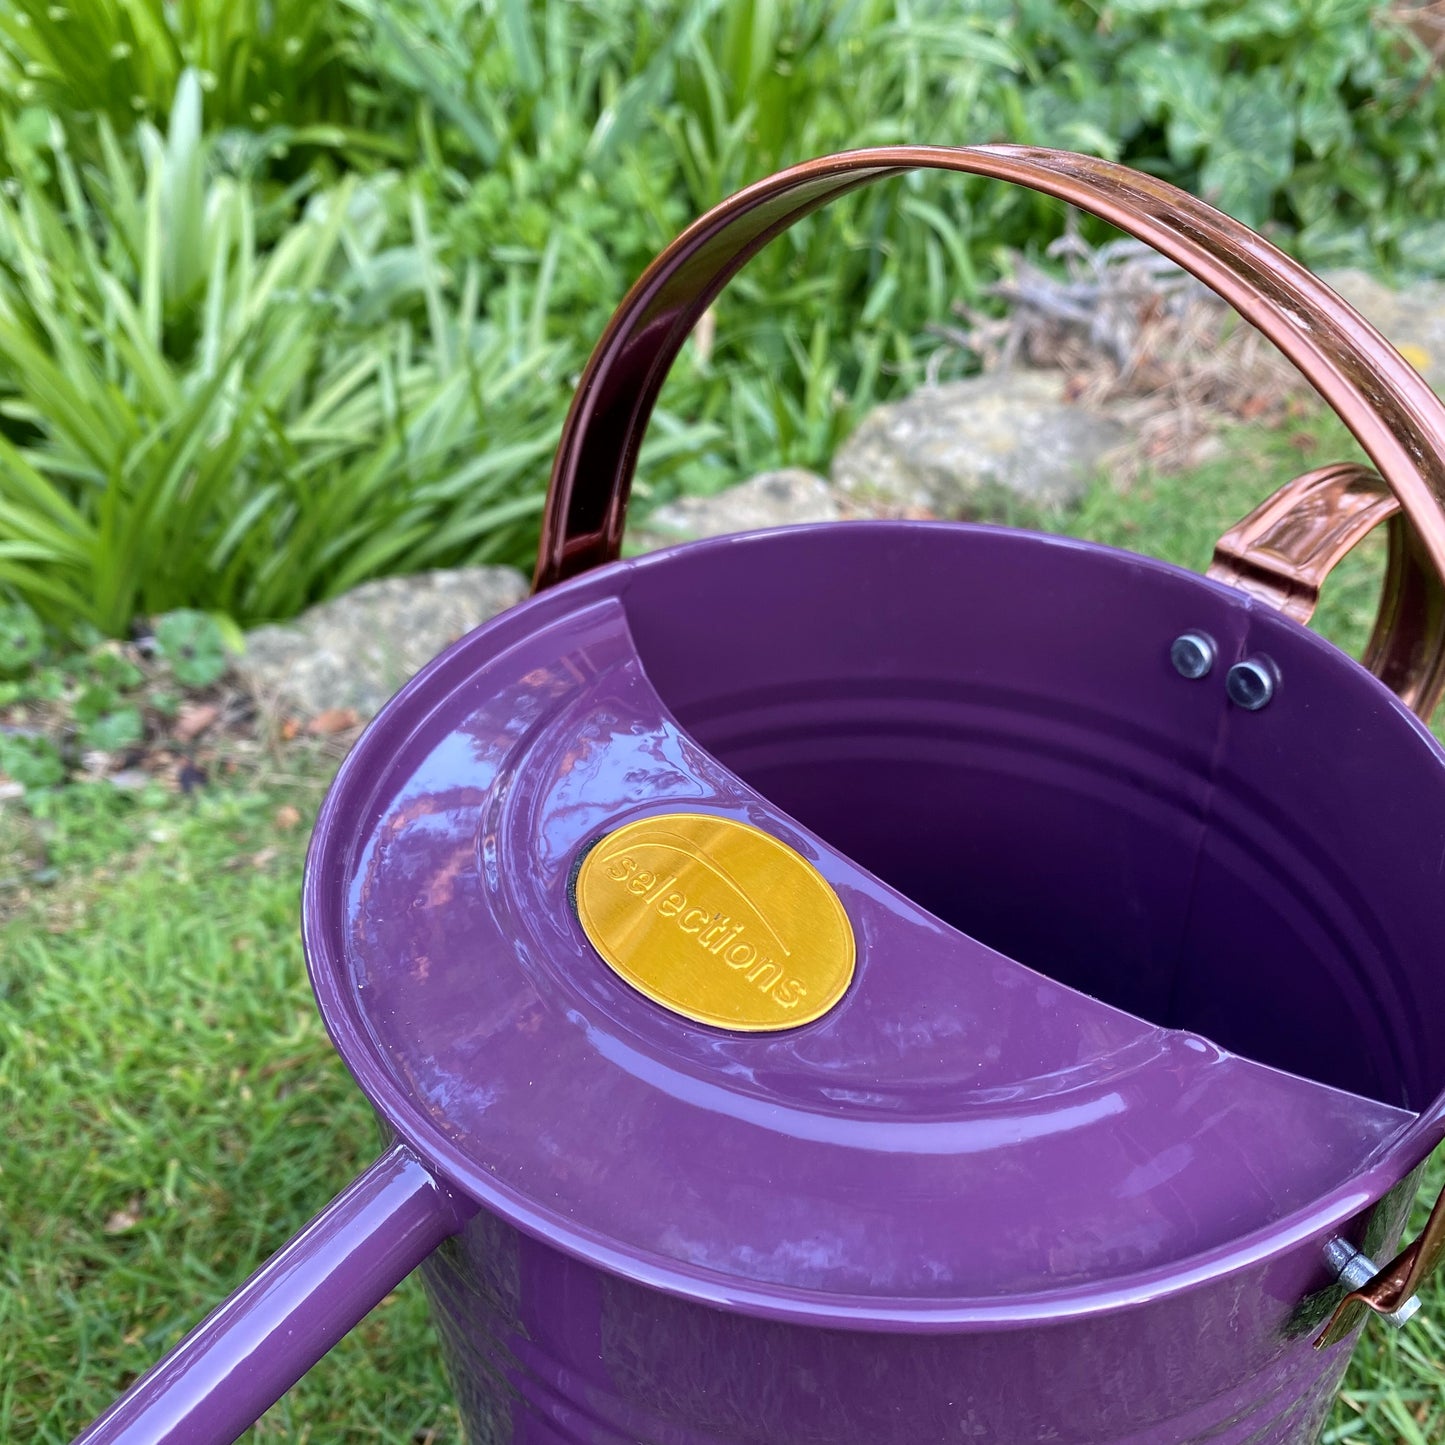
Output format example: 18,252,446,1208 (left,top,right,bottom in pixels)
240,566,528,720
831,372,1127,518
1318,269,1445,395
629,468,840,552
